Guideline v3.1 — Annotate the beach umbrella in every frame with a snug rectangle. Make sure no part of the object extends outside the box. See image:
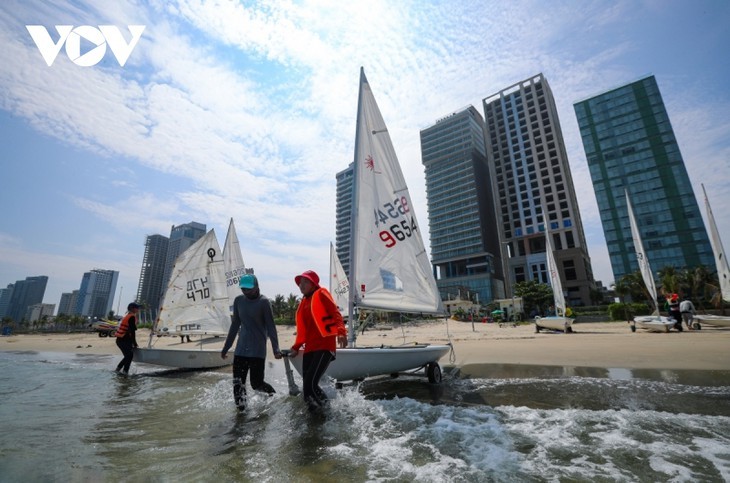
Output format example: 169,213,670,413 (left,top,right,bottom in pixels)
491,309,504,315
